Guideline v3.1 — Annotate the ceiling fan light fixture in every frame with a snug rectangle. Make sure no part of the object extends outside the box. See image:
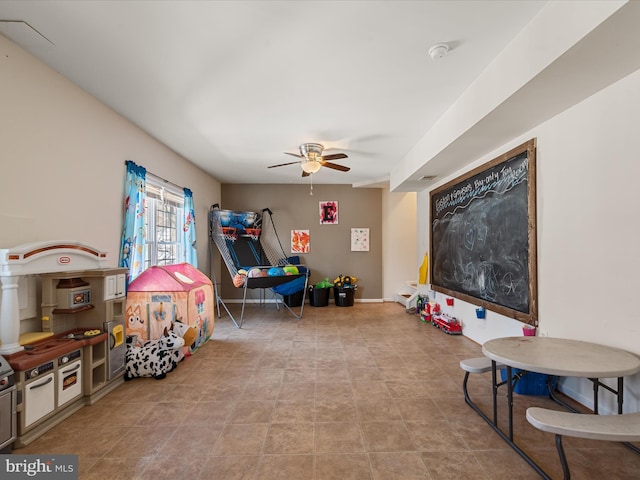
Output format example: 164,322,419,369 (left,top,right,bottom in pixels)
269,142,348,175
301,160,322,174
300,143,324,158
